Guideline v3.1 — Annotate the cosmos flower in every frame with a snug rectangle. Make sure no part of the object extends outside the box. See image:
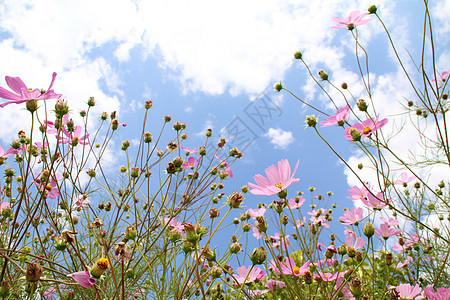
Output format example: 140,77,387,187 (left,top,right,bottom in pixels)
431,70,449,84
345,115,388,141
424,285,450,299
182,156,201,169
0,144,18,159
59,126,90,146
332,10,371,30
67,269,96,288
247,207,266,219
265,279,286,291
339,206,363,225
395,172,416,186
0,72,62,108
375,223,401,239
248,159,299,196
288,196,305,209
396,284,423,300
270,257,310,277
233,266,266,285
320,105,350,127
